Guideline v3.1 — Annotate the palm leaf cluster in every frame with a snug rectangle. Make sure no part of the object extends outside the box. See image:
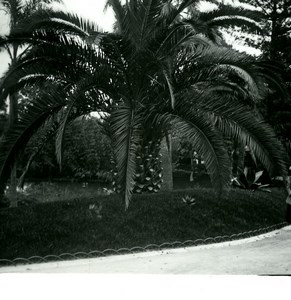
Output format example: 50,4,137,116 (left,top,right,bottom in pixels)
0,0,288,208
